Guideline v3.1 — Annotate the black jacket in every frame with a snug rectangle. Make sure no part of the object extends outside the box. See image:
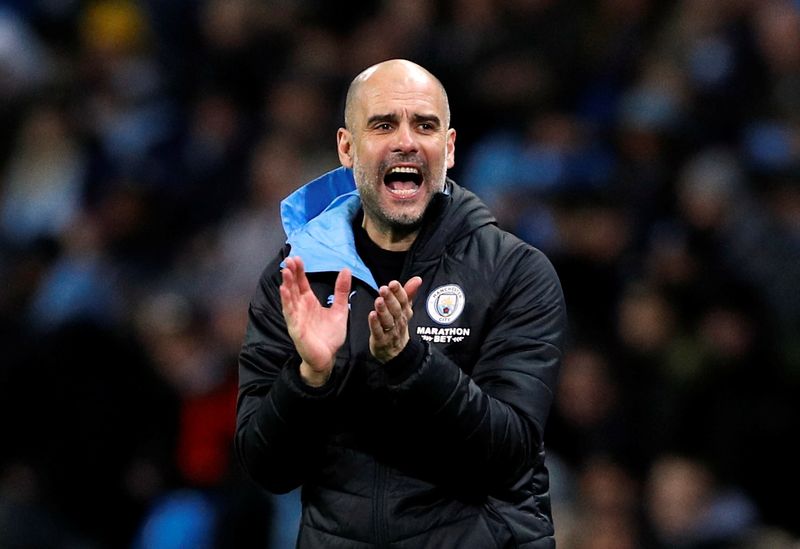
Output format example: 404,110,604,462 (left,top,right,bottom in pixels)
236,168,566,548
